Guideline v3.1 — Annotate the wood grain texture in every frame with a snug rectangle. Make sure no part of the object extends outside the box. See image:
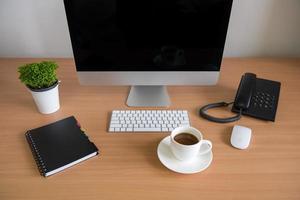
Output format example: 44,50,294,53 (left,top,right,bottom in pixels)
0,58,300,200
